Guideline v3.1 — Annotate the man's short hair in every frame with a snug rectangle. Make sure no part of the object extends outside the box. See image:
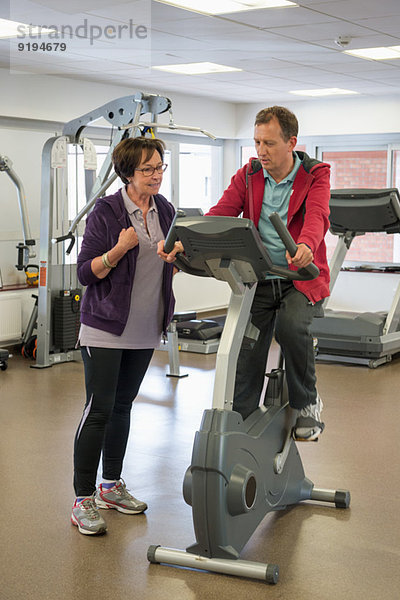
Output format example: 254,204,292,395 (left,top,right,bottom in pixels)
254,106,298,141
